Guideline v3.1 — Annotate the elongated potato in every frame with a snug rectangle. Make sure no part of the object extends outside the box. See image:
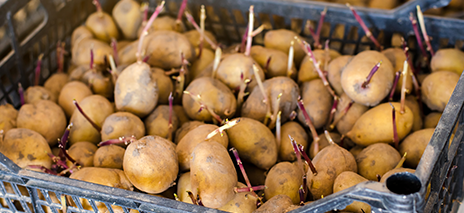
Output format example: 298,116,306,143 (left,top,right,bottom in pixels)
399,128,435,168
264,162,304,205
190,141,237,208
279,121,309,161
112,0,142,40
297,79,333,129
250,45,297,78
327,55,353,96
